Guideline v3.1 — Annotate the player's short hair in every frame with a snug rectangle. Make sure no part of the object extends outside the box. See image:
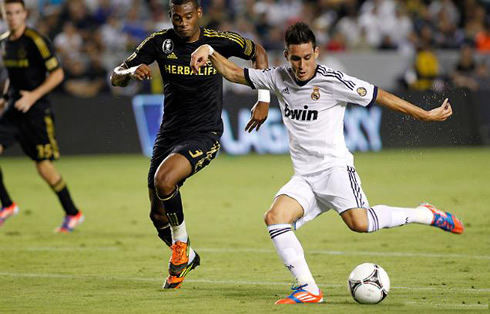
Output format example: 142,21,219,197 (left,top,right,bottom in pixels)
5,0,25,7
169,0,200,8
285,22,317,49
